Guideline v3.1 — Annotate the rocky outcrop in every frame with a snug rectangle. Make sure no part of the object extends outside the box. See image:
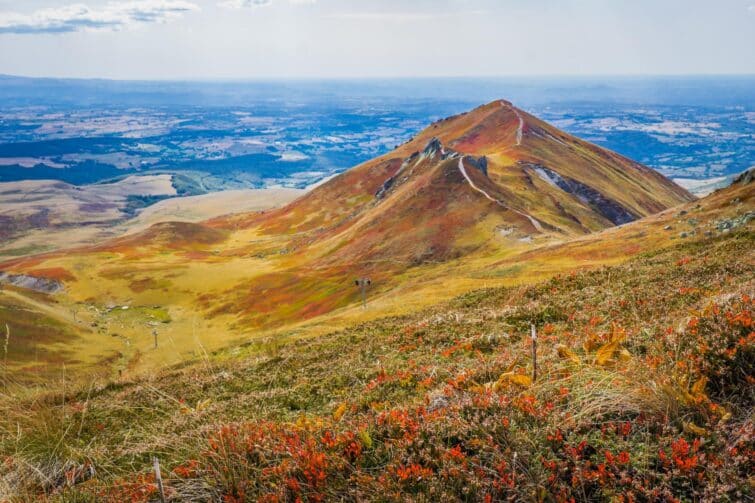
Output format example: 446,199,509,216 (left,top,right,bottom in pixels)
464,156,488,177
422,137,444,158
0,272,64,294
420,137,458,161
376,152,419,200
733,167,754,186
715,212,754,232
375,177,395,200
527,163,638,225
377,139,466,200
